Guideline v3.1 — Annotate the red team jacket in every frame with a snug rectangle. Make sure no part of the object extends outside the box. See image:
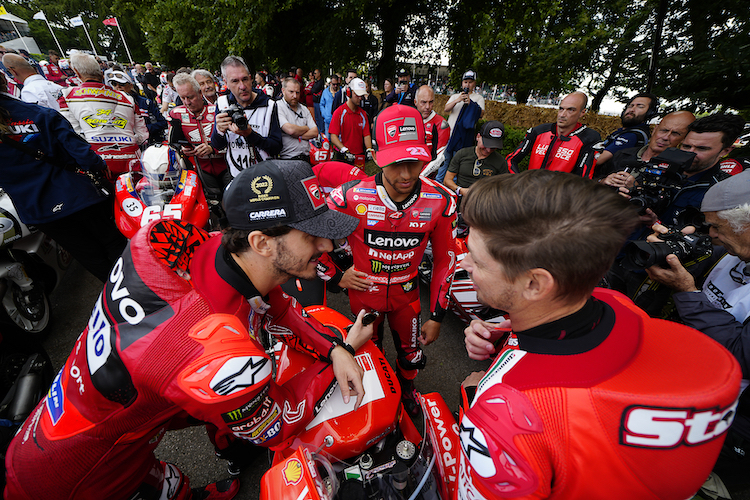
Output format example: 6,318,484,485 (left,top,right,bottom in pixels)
506,122,600,178
458,289,741,500
423,111,451,160
4,220,347,500
327,174,457,319
168,103,228,176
